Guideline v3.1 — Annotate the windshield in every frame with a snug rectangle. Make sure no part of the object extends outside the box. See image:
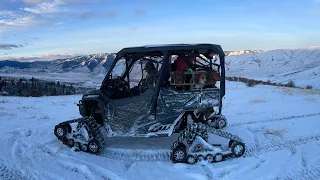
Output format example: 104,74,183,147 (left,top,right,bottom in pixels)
111,58,126,79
